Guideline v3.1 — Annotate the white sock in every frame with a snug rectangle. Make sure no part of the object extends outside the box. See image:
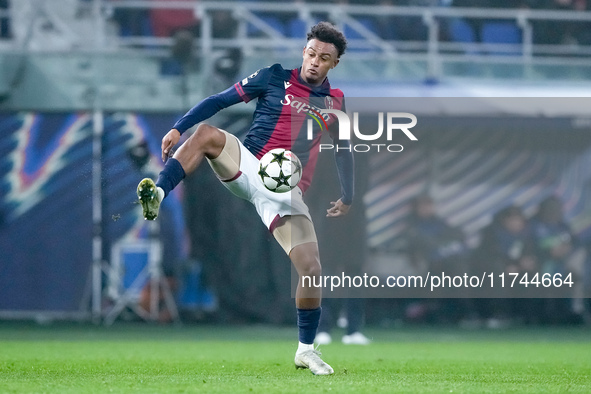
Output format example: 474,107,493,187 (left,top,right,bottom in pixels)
297,342,314,354
157,187,165,202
